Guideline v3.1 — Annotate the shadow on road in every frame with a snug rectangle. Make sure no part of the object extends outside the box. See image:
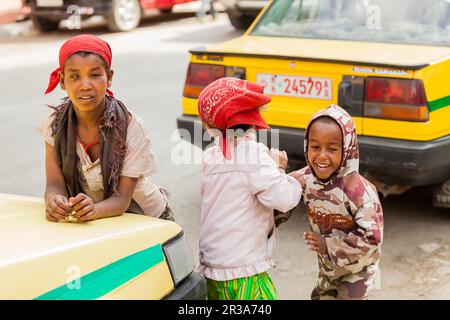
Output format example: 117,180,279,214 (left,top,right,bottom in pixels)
382,186,449,220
